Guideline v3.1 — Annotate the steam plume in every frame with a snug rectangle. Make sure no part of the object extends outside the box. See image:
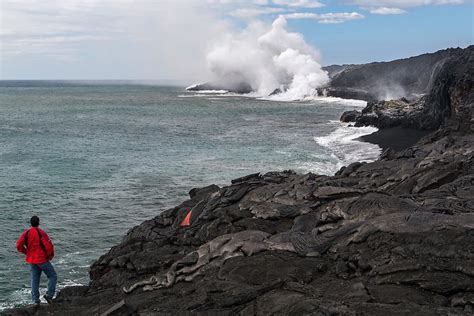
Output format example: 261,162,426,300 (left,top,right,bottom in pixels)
205,16,330,100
